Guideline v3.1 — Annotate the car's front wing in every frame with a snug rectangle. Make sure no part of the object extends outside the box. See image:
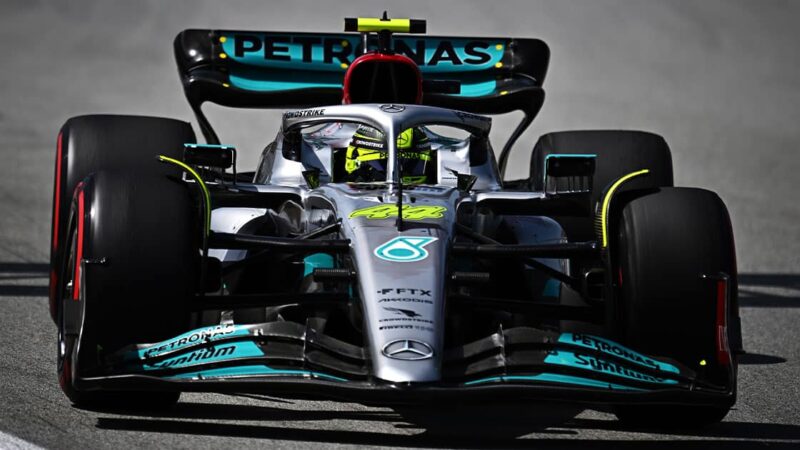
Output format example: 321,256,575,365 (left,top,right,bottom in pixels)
74,322,734,407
